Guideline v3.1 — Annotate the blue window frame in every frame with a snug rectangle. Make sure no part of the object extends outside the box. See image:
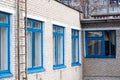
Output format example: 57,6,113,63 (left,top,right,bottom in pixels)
53,25,66,70
26,18,45,73
0,12,13,78
71,29,80,66
85,30,116,58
